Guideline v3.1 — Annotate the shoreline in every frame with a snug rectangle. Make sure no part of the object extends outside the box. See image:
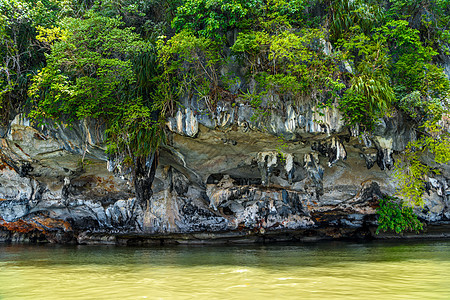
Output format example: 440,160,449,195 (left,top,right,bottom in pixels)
2,223,450,246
